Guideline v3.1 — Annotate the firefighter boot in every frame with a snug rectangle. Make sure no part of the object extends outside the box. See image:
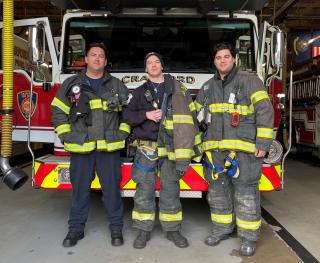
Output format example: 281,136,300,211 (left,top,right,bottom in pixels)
133,230,151,249
204,234,229,246
62,231,84,247
167,231,189,248
111,231,124,246
239,239,256,256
